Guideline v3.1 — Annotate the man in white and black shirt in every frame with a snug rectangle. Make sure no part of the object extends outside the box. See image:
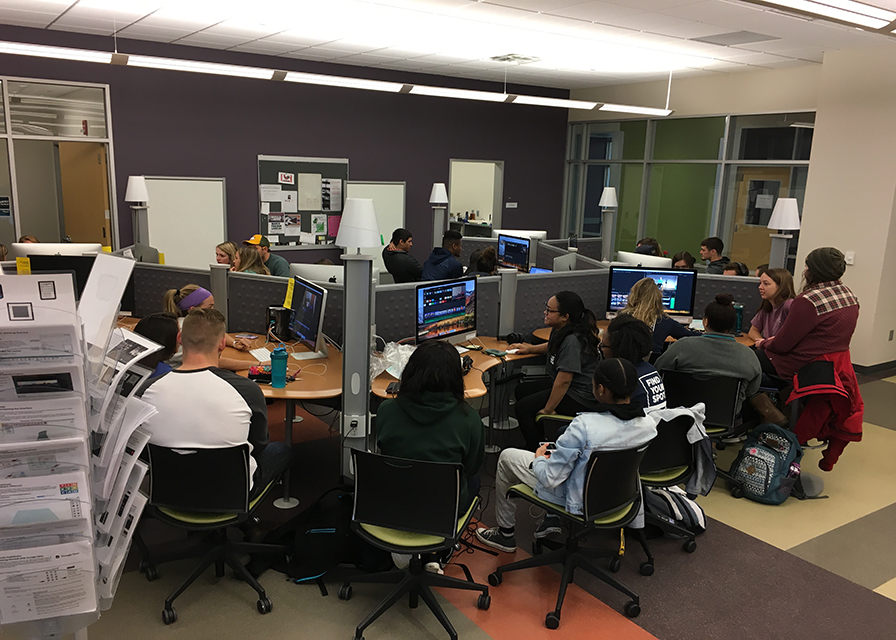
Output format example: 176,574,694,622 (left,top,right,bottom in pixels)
142,308,291,498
